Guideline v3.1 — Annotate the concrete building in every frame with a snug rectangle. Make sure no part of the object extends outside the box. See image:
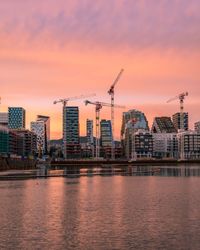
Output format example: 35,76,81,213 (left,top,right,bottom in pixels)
86,119,94,145
8,107,26,129
153,133,178,158
121,109,149,140
31,121,46,156
0,113,8,127
152,117,177,133
125,129,153,159
63,106,80,159
177,130,200,160
172,112,188,131
12,129,37,157
121,109,149,157
37,115,50,145
31,115,50,156
194,121,200,133
86,119,94,157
